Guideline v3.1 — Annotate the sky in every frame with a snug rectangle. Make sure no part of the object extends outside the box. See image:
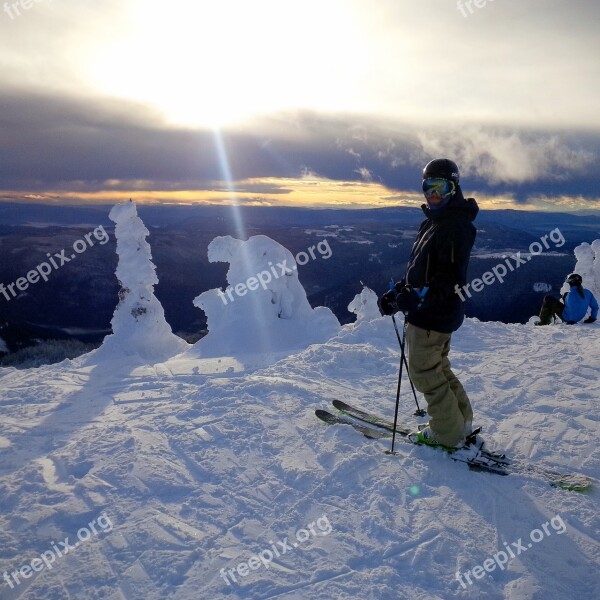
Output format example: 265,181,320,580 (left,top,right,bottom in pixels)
0,0,599,212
